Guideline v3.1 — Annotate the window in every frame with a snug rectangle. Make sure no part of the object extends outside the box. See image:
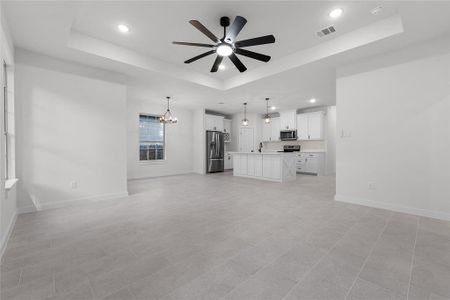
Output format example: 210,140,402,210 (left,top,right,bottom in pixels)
139,114,165,161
